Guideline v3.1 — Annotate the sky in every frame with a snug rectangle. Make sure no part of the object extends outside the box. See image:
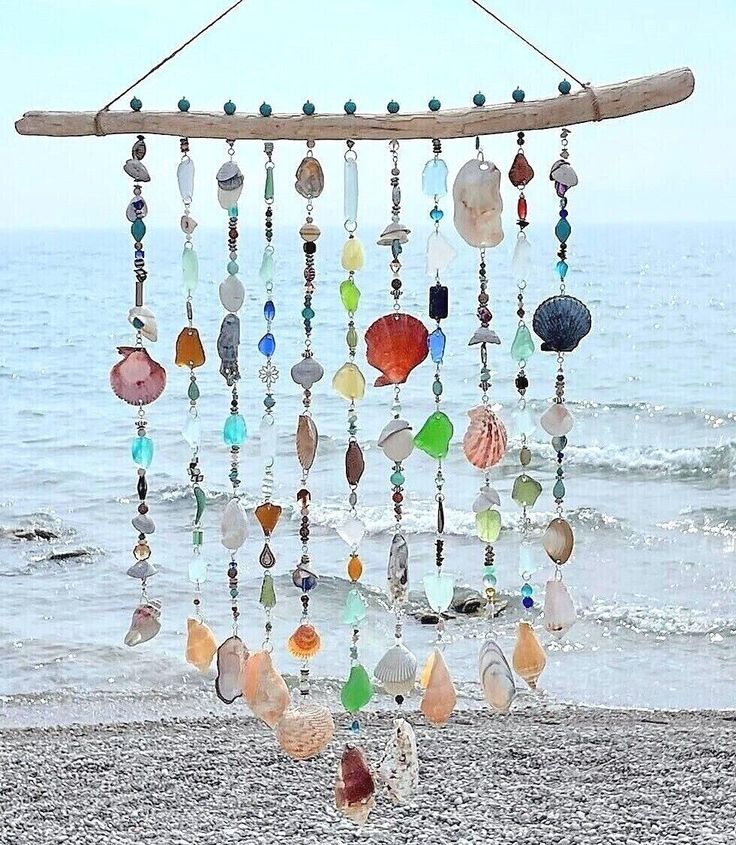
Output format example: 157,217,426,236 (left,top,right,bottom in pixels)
1,0,733,228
